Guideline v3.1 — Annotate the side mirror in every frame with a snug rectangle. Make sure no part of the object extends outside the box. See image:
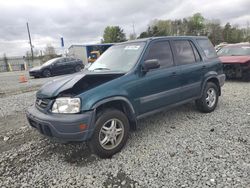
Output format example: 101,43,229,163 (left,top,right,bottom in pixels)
142,59,160,72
